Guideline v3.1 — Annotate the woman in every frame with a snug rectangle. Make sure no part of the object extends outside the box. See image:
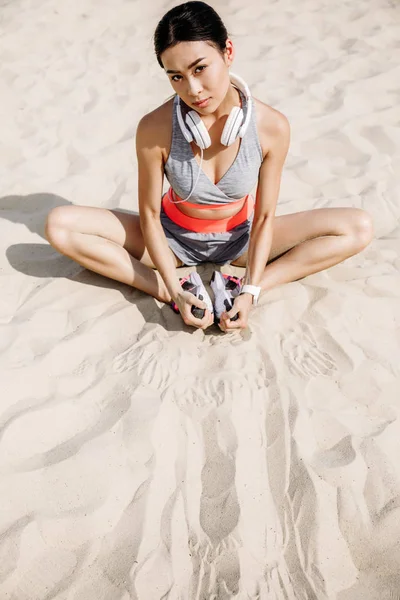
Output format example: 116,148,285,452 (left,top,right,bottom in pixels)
45,1,373,333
